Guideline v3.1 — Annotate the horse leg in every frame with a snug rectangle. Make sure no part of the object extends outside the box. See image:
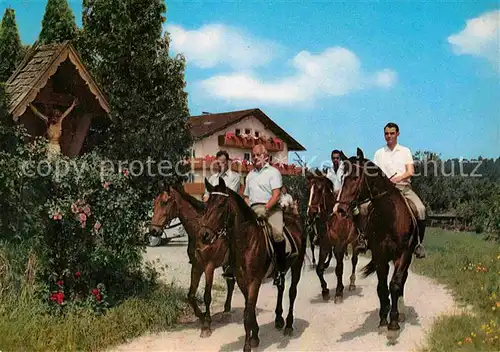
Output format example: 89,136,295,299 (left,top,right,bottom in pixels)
315,243,331,301
398,266,410,322
244,280,262,352
334,248,345,304
376,262,391,332
388,252,412,340
224,276,236,313
324,247,333,269
284,257,303,336
349,249,359,291
310,231,316,266
187,263,204,319
200,263,215,338
274,273,285,329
